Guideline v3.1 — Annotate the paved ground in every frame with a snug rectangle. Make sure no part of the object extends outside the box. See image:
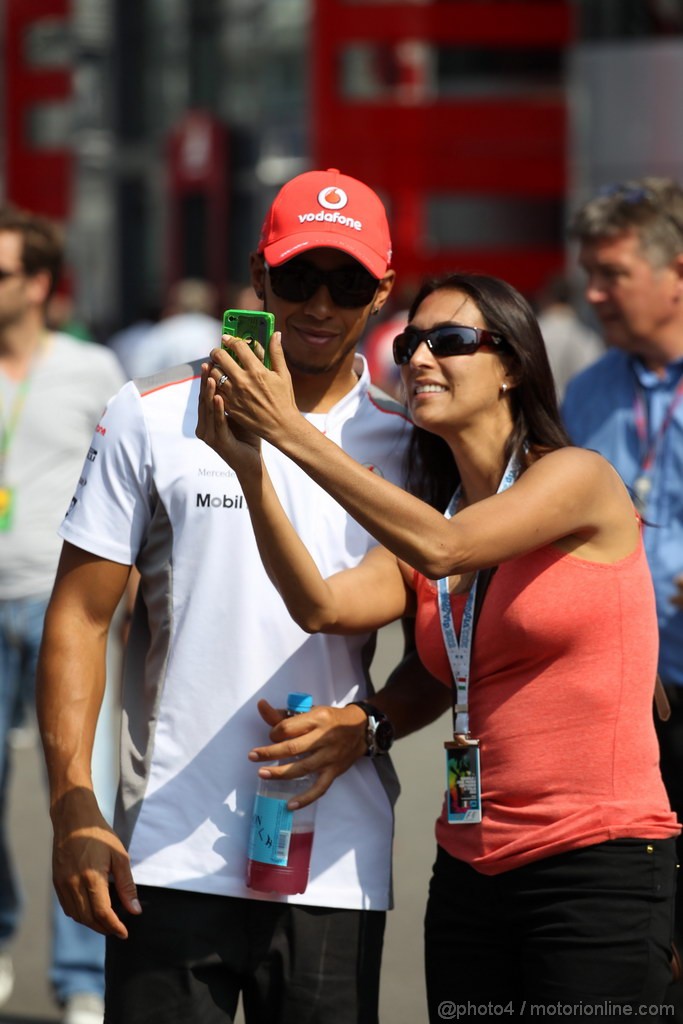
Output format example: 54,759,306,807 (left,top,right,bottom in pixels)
0,621,447,1023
